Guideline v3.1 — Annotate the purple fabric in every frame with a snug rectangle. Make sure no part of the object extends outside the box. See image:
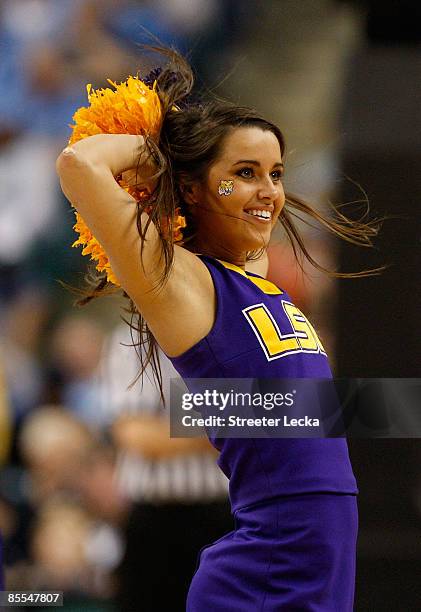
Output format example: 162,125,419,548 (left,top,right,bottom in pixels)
187,493,358,611
169,256,358,512
167,256,358,609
